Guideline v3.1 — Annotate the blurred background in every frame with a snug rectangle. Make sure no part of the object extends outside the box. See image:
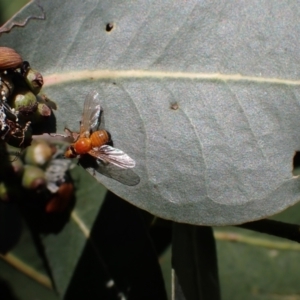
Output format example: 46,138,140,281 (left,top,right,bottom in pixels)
0,0,29,26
